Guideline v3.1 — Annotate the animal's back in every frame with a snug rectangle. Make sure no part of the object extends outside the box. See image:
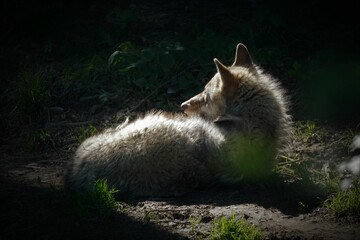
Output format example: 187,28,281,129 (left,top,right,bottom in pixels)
65,112,225,197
